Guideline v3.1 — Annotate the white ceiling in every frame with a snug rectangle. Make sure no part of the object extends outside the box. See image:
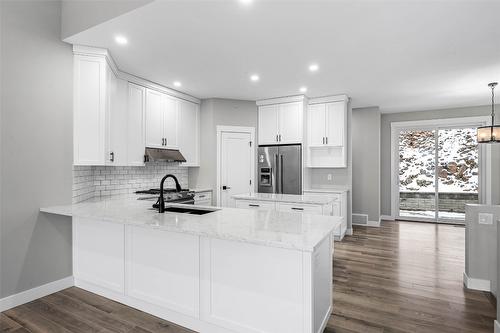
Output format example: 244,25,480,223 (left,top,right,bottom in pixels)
66,0,500,113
